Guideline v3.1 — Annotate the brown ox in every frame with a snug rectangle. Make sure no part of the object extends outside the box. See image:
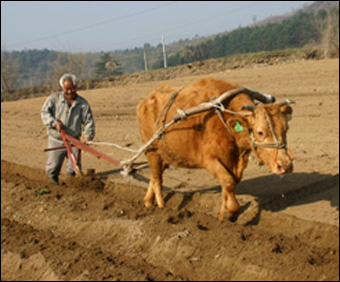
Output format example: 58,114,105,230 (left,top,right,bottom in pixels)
137,77,294,220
